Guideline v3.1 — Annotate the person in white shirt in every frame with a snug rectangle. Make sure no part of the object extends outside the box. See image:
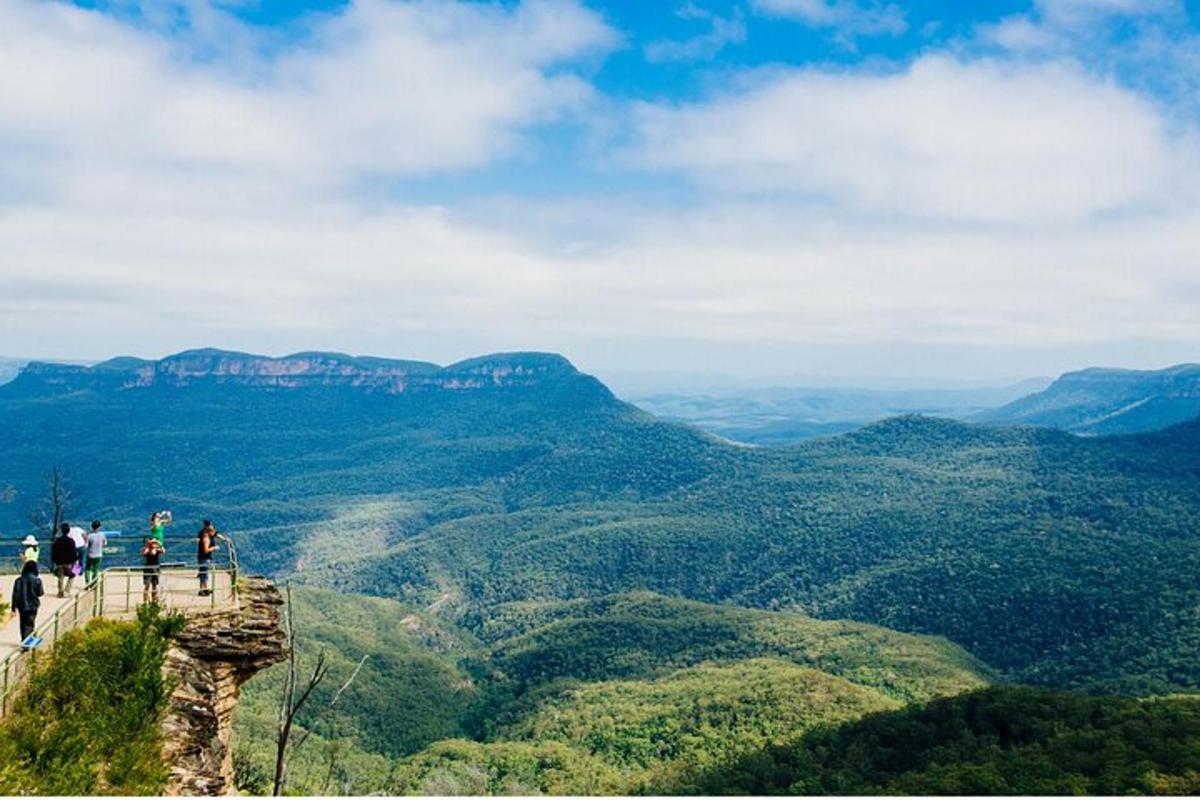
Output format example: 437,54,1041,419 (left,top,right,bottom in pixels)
84,520,108,585
68,525,87,580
